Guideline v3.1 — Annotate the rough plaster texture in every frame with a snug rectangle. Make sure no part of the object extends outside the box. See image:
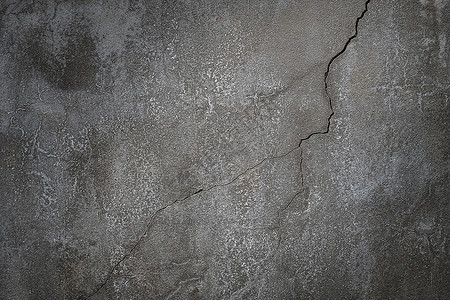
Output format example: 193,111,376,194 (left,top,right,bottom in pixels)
0,0,448,299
